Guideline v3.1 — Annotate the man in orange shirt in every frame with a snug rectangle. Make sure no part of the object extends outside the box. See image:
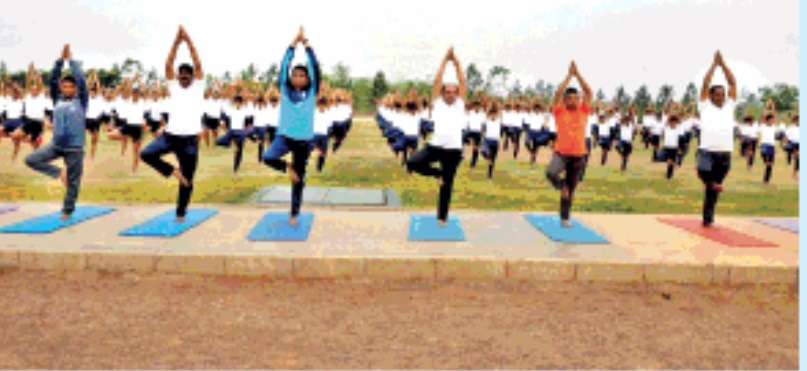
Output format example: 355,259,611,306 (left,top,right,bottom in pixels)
546,61,592,228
